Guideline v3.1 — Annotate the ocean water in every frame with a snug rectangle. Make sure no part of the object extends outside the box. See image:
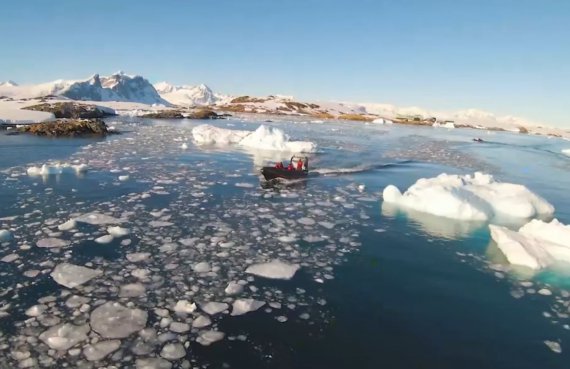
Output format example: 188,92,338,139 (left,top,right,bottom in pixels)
0,117,569,368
